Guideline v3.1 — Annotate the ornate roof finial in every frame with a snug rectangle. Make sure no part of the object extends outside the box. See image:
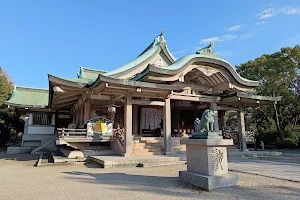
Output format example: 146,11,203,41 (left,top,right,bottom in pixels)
160,30,164,36
196,41,215,54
